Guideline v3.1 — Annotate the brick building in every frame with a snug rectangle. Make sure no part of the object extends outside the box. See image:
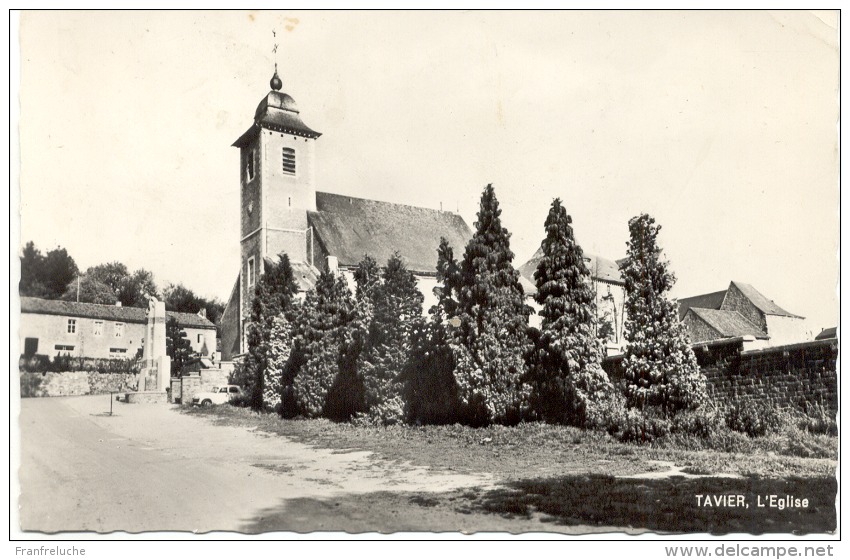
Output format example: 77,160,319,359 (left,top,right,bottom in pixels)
20,297,217,360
